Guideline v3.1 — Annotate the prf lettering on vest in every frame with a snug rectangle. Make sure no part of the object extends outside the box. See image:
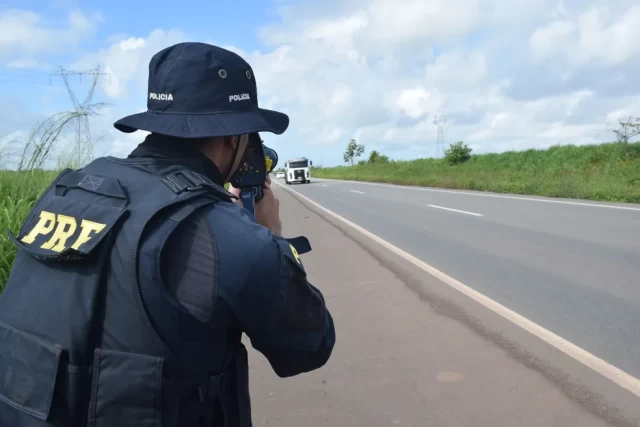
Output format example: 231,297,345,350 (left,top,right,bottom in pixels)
20,210,106,252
